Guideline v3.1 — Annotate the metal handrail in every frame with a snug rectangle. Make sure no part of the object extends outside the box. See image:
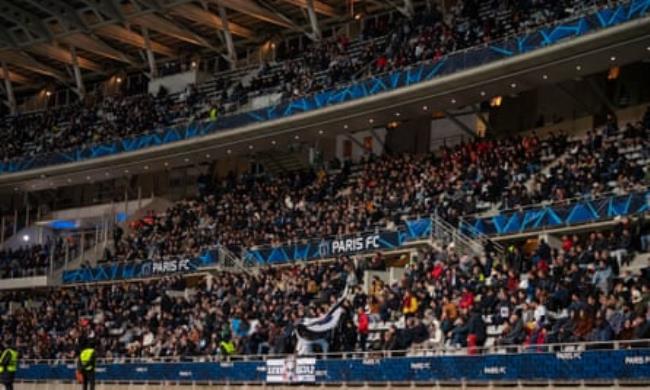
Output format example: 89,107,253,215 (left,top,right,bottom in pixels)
16,339,650,366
